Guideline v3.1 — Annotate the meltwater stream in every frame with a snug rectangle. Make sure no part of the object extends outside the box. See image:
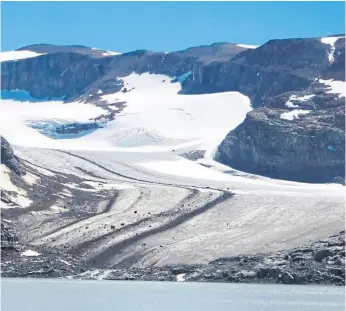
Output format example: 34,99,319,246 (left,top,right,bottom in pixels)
1,278,344,311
